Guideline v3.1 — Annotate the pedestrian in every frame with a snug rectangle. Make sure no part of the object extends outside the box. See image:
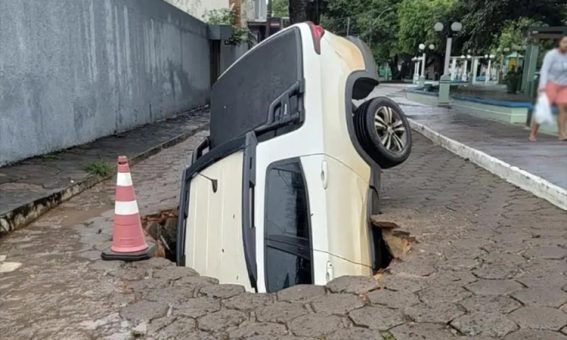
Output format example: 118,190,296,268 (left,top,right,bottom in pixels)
529,35,567,141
